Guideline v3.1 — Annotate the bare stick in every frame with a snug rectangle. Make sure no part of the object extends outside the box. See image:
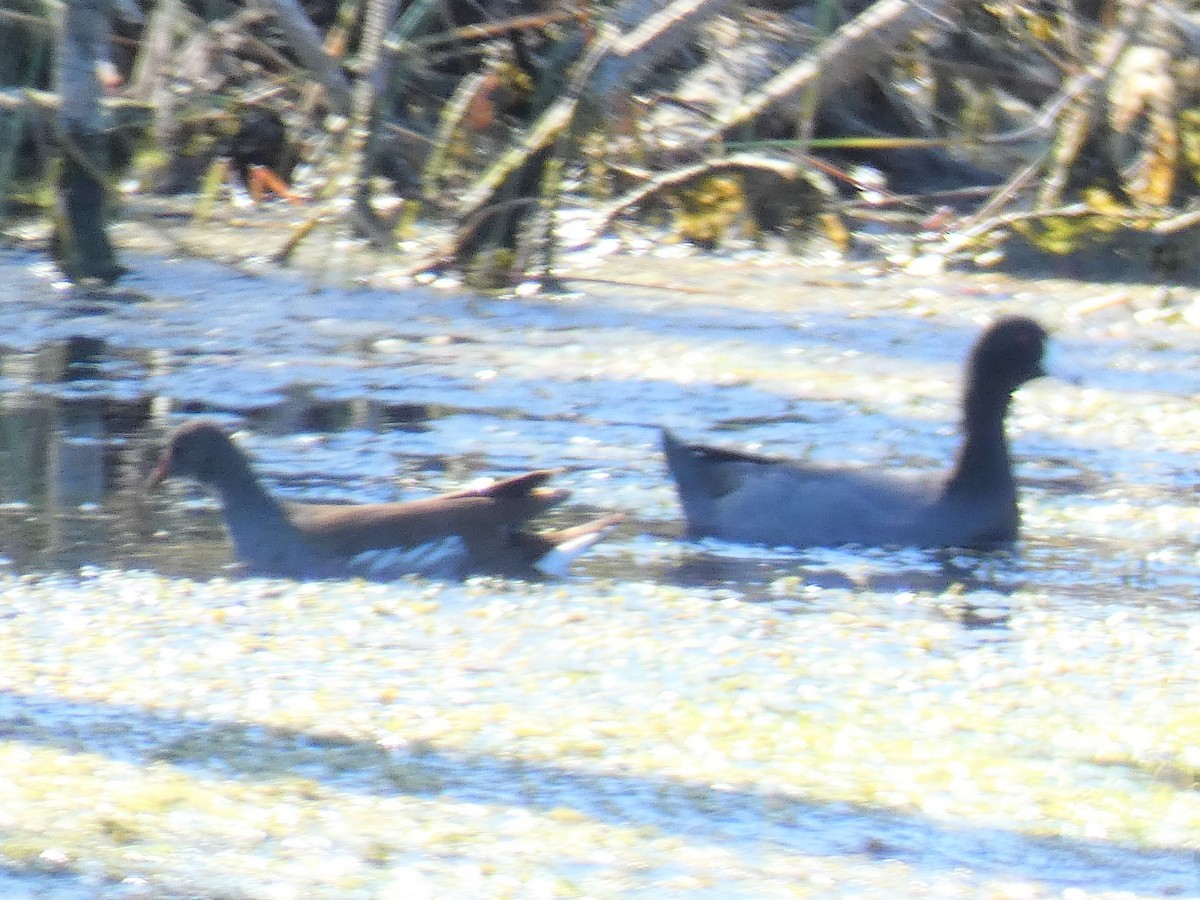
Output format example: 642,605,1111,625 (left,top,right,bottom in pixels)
706,0,967,141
